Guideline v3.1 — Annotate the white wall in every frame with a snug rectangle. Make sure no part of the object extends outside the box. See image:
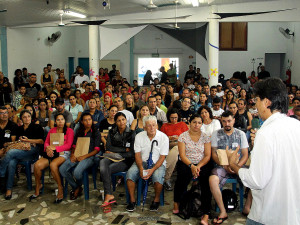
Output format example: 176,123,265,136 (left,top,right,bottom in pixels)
7,27,76,84
219,22,289,79
6,21,300,87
